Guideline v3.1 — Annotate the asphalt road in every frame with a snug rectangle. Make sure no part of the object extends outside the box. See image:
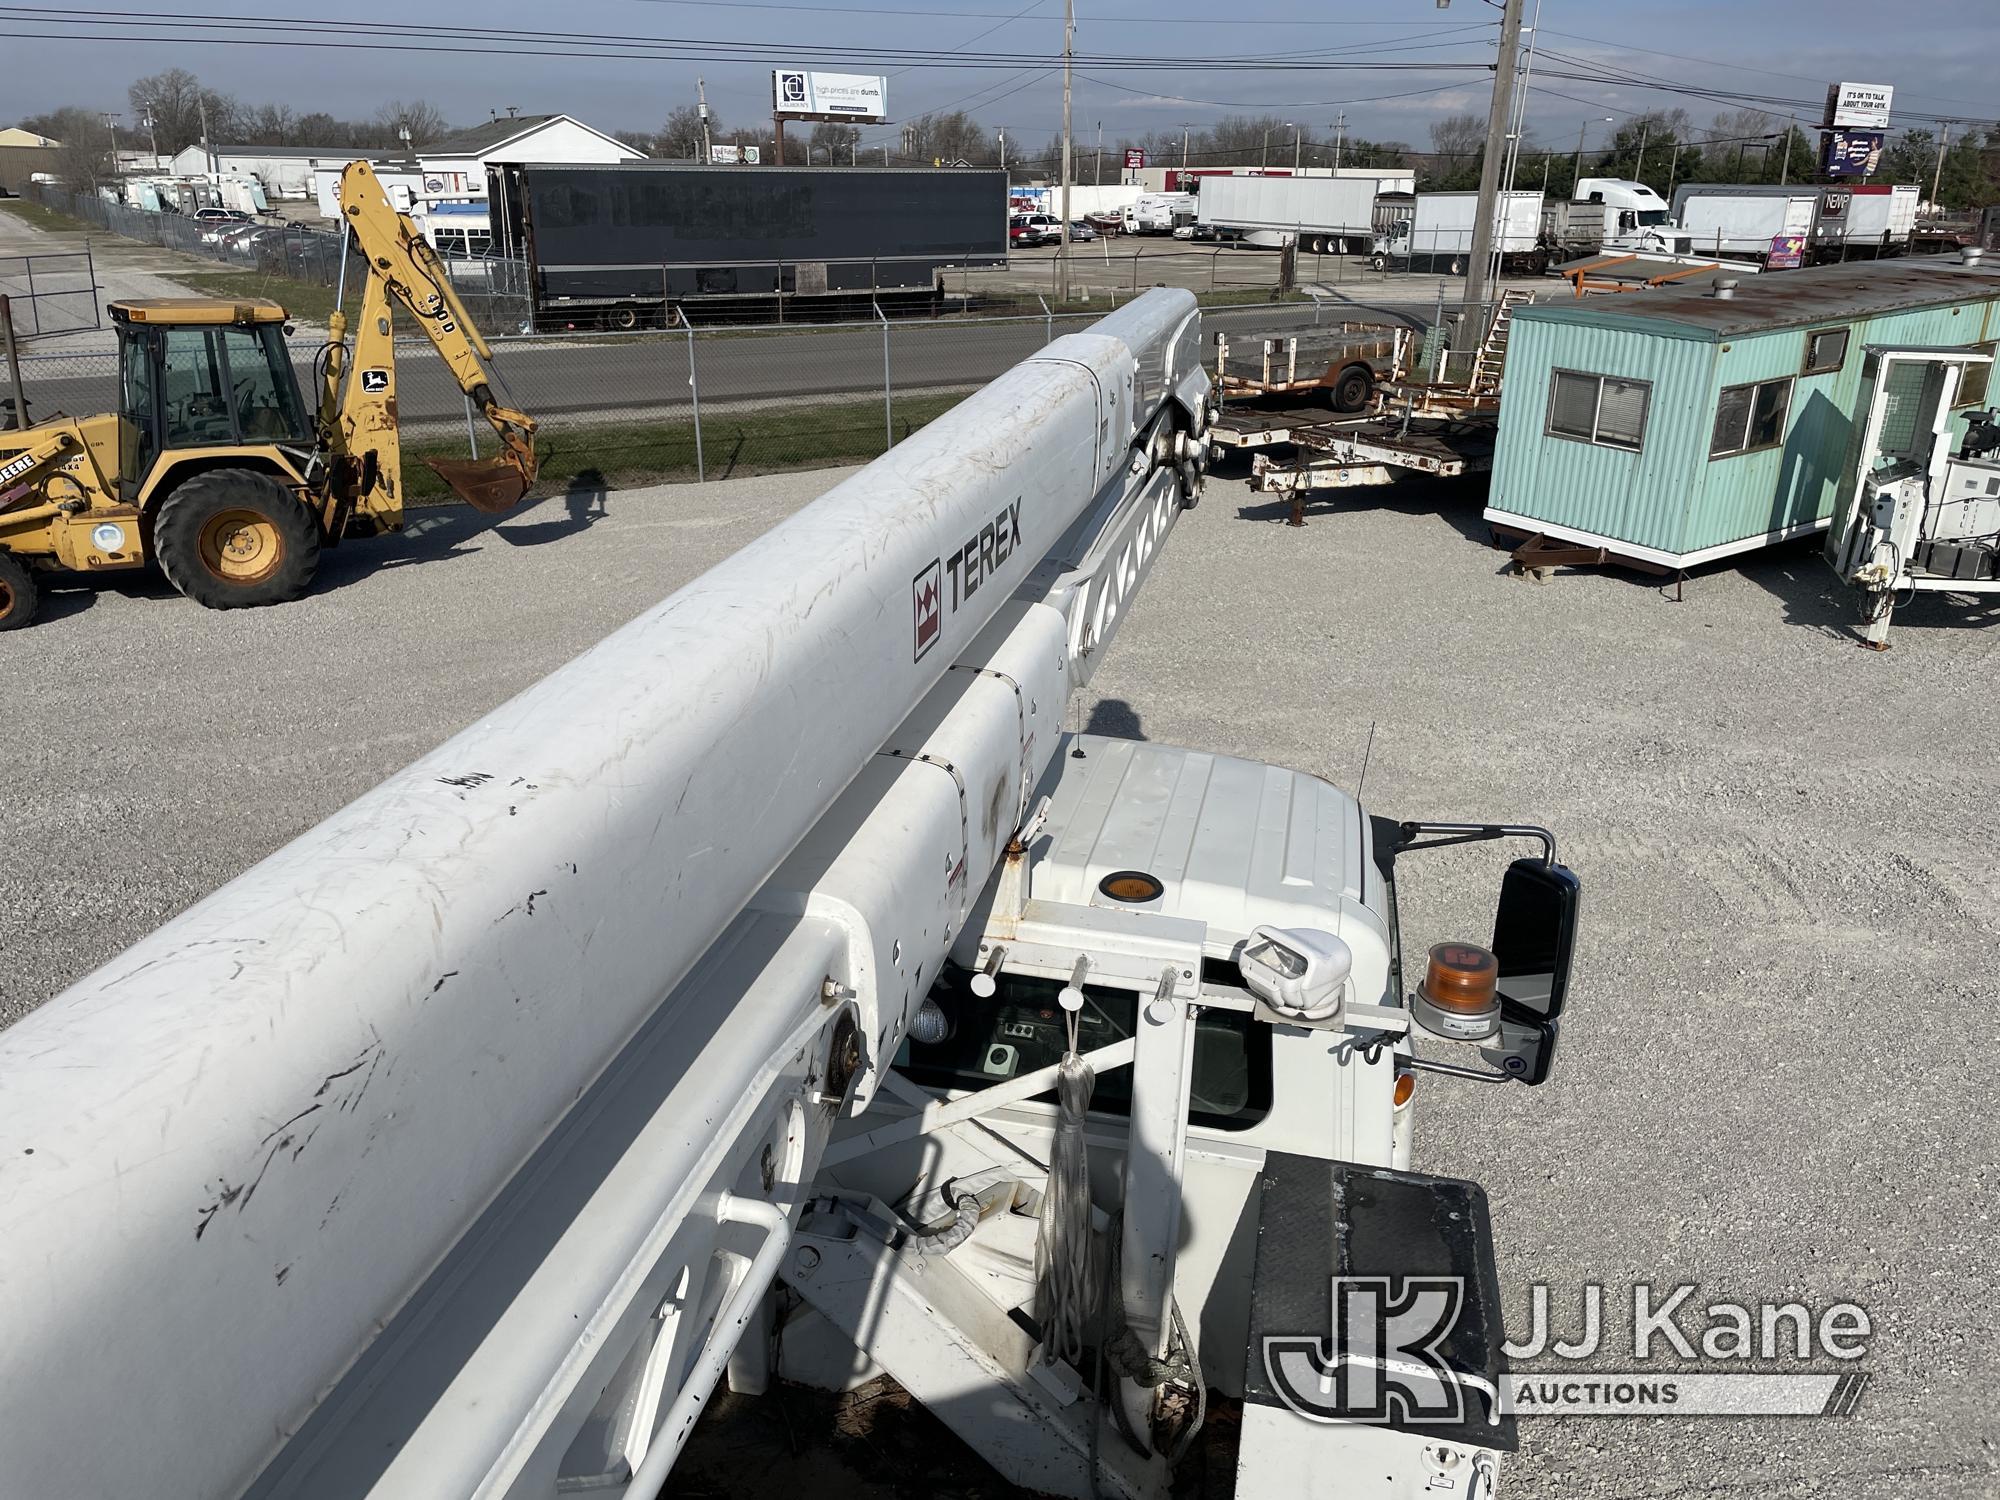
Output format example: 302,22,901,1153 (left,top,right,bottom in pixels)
3,451,1995,1498
12,293,1447,427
